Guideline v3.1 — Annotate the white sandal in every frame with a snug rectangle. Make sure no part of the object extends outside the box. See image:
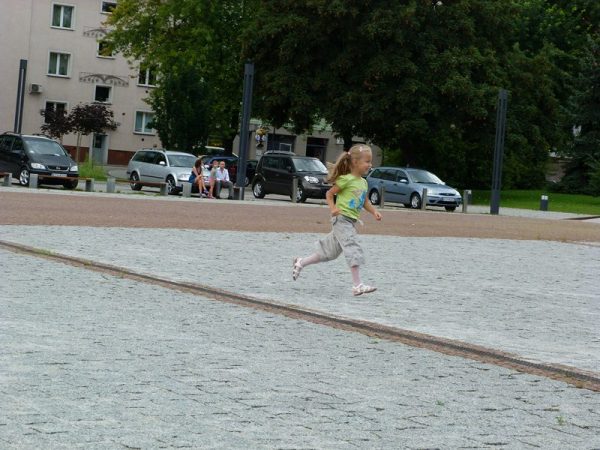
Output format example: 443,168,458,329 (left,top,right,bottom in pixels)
292,257,303,281
352,283,377,296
